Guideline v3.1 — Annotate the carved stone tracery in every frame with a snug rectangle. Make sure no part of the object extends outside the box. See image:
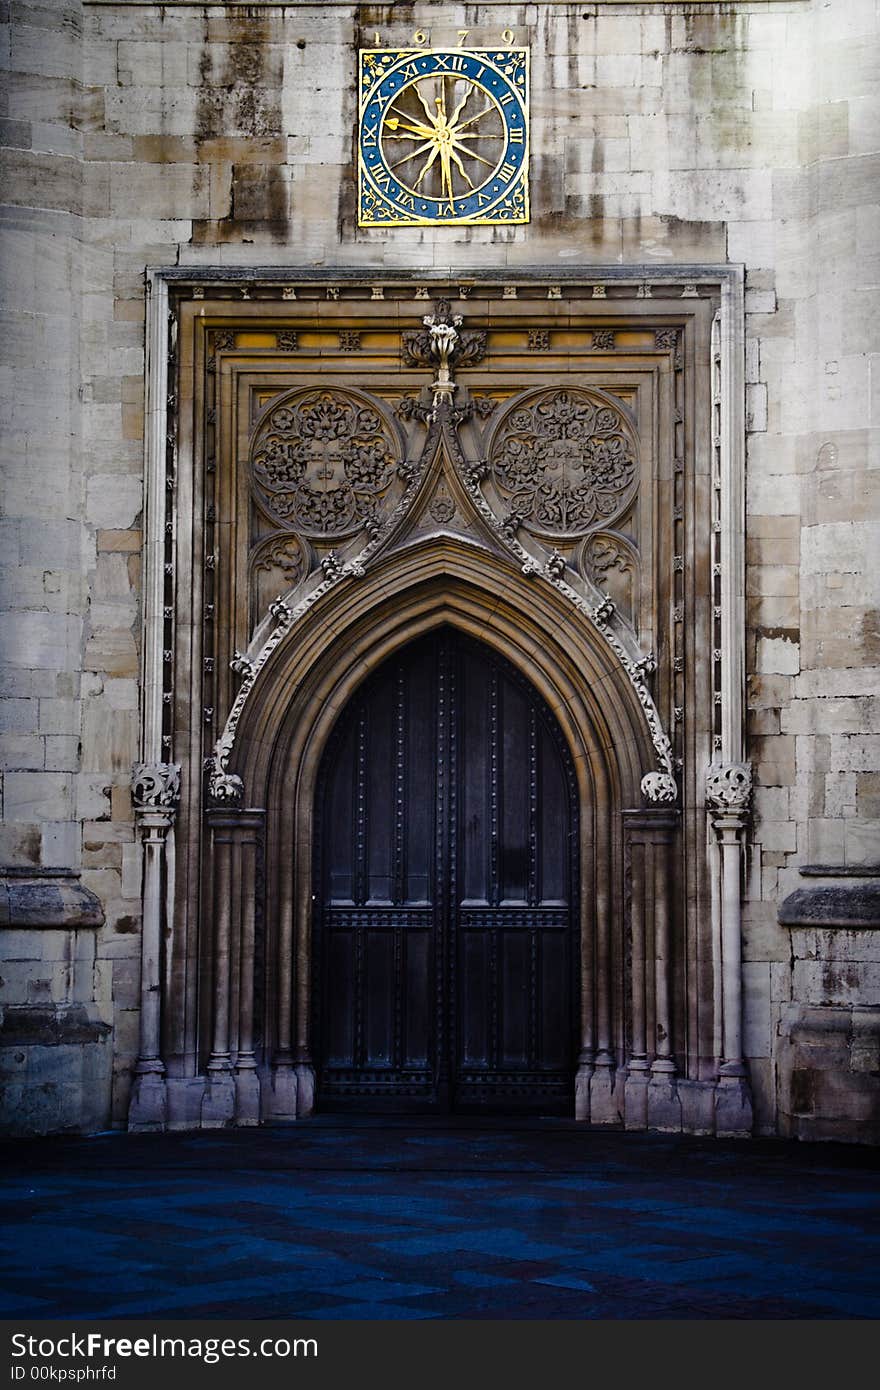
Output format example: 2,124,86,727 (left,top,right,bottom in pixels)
250,388,401,539
488,388,638,538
